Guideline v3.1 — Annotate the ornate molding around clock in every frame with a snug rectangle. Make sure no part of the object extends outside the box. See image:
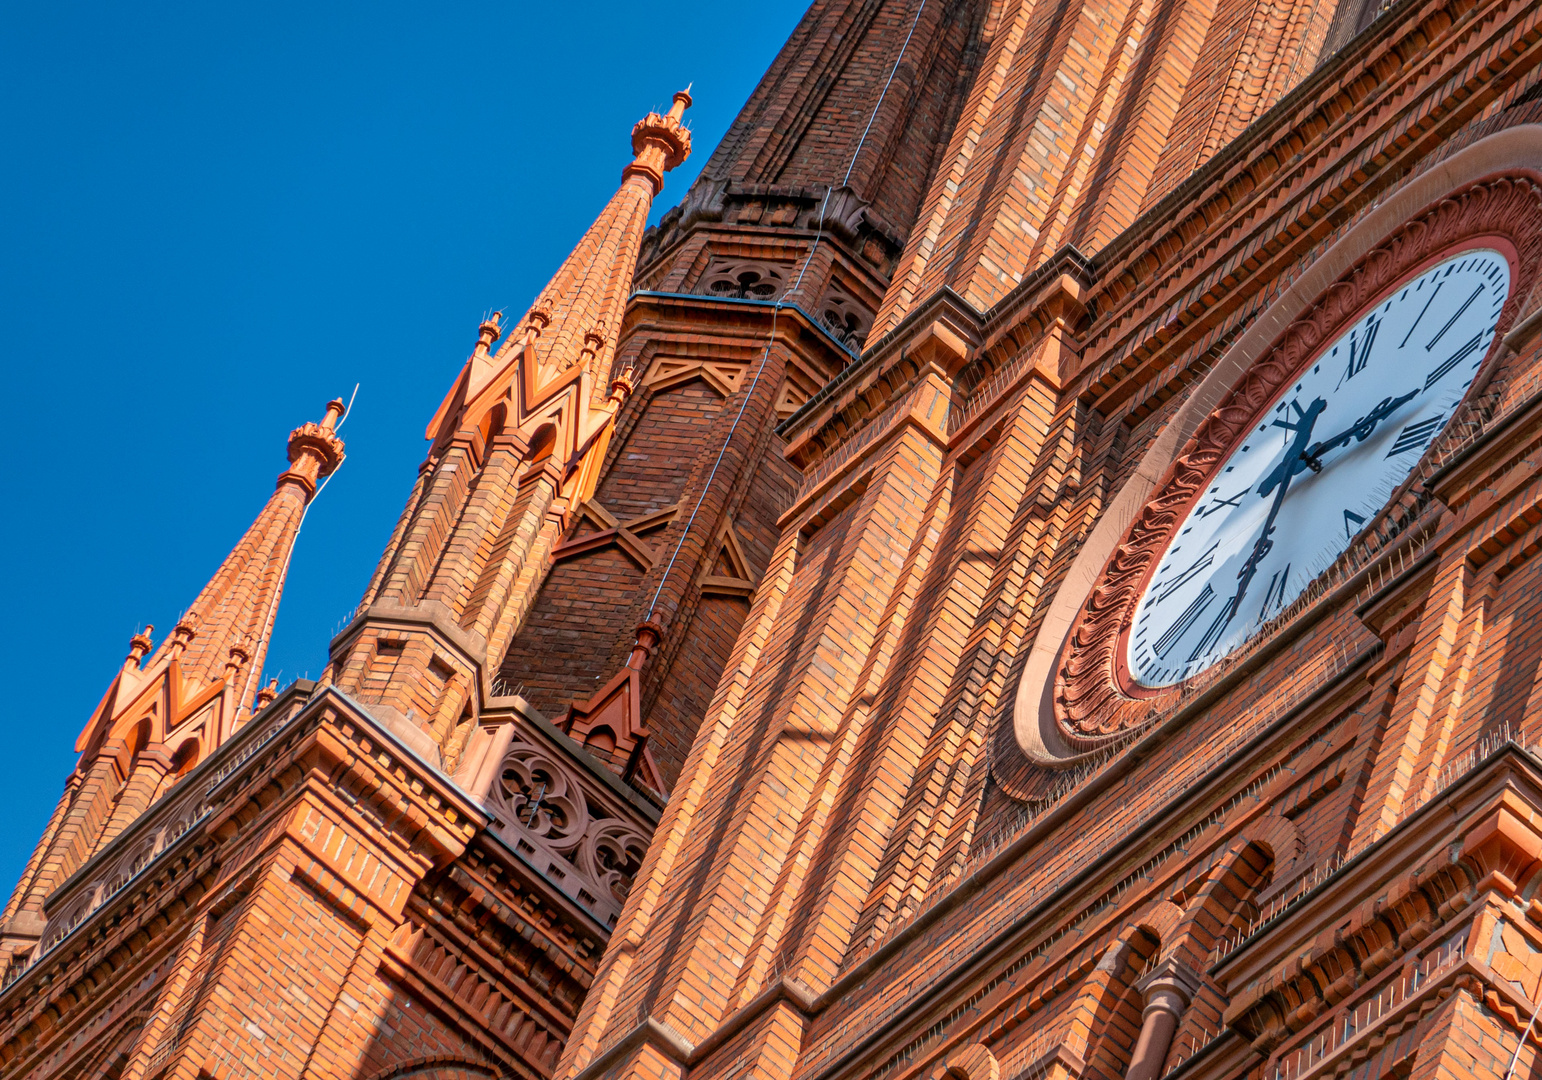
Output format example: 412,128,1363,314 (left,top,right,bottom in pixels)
1053,176,1542,751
